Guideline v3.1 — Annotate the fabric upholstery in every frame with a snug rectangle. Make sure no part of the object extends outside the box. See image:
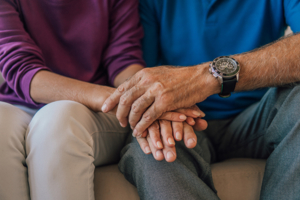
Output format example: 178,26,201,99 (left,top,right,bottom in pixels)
94,158,266,200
